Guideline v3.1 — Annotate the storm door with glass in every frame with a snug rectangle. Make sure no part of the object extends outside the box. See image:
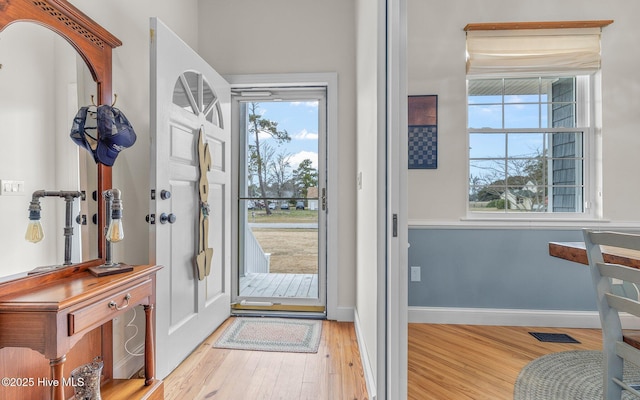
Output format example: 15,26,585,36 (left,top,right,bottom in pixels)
234,87,326,313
